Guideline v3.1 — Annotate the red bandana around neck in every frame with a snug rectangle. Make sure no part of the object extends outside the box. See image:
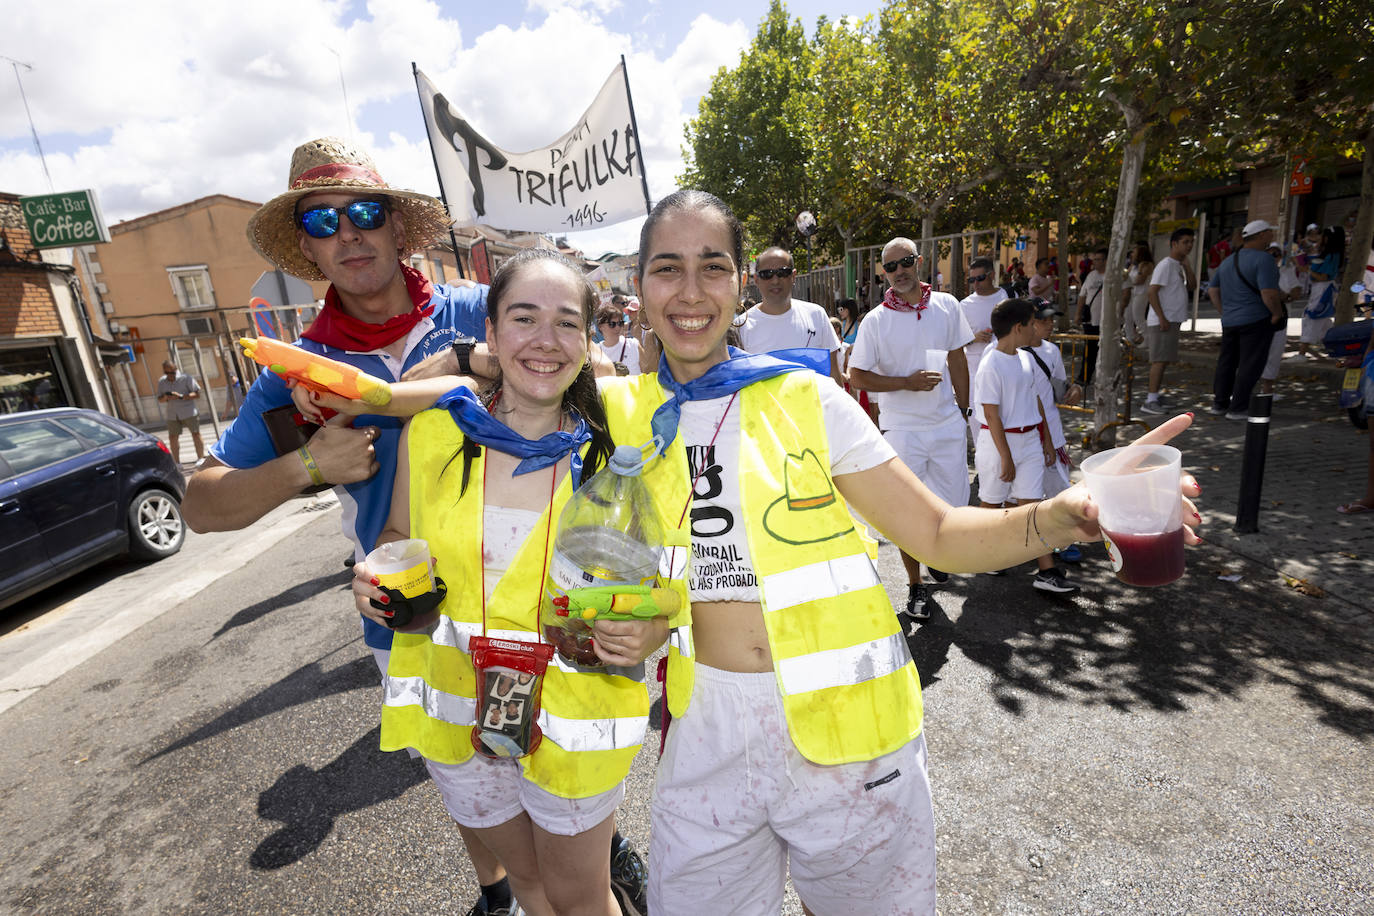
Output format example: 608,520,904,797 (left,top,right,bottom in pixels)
882,283,932,317
302,264,437,351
